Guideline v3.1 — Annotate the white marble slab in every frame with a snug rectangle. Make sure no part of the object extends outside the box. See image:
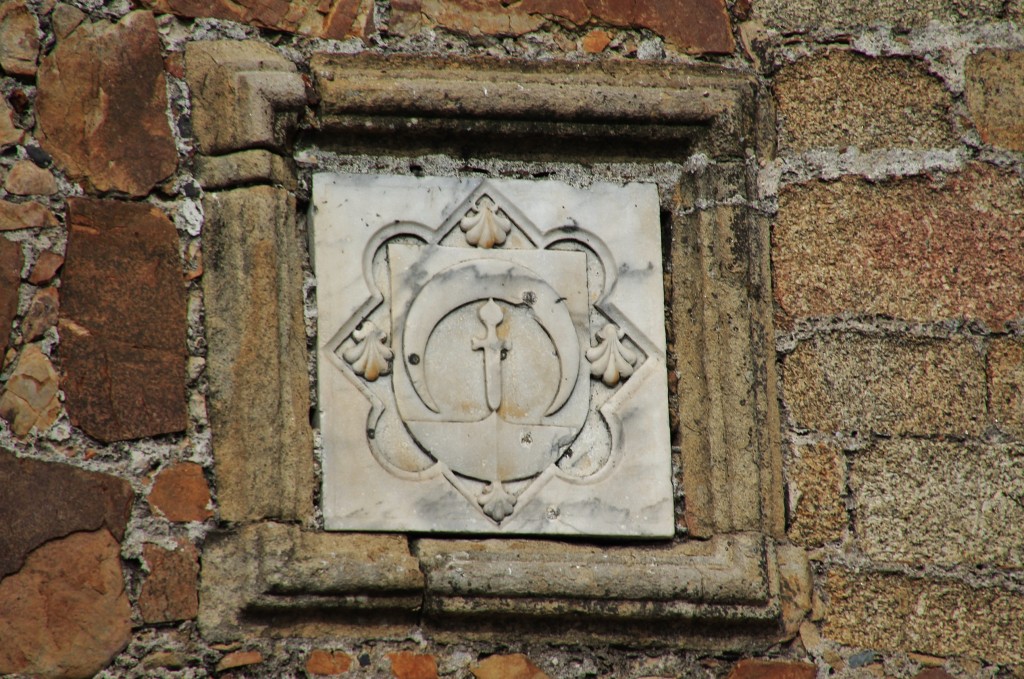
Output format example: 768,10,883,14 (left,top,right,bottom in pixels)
311,174,673,537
